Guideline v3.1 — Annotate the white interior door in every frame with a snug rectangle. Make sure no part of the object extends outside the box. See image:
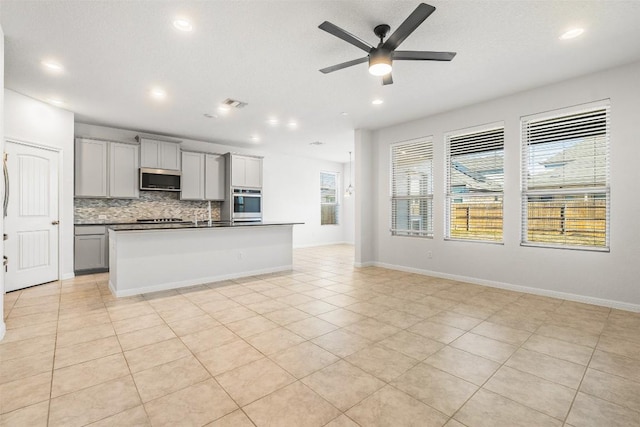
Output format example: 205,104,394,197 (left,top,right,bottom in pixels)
4,141,59,291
